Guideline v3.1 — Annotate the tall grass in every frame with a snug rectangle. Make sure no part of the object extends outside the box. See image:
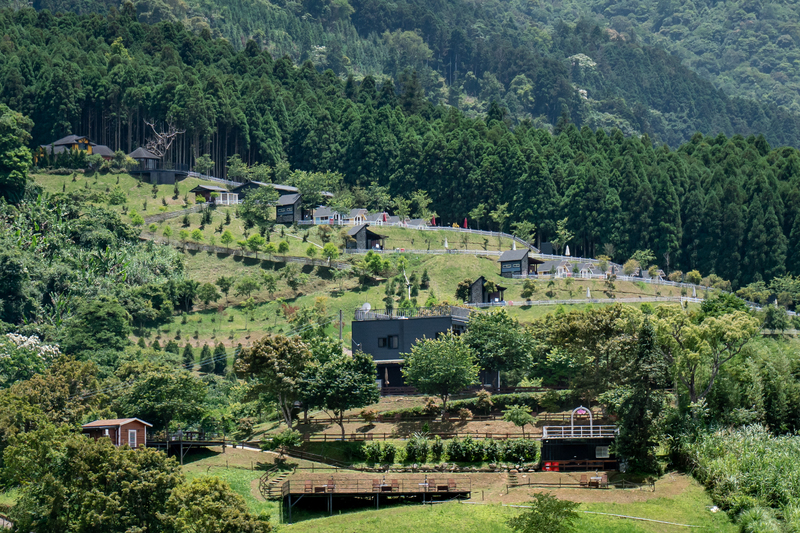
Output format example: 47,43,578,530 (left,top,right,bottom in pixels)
684,425,800,528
